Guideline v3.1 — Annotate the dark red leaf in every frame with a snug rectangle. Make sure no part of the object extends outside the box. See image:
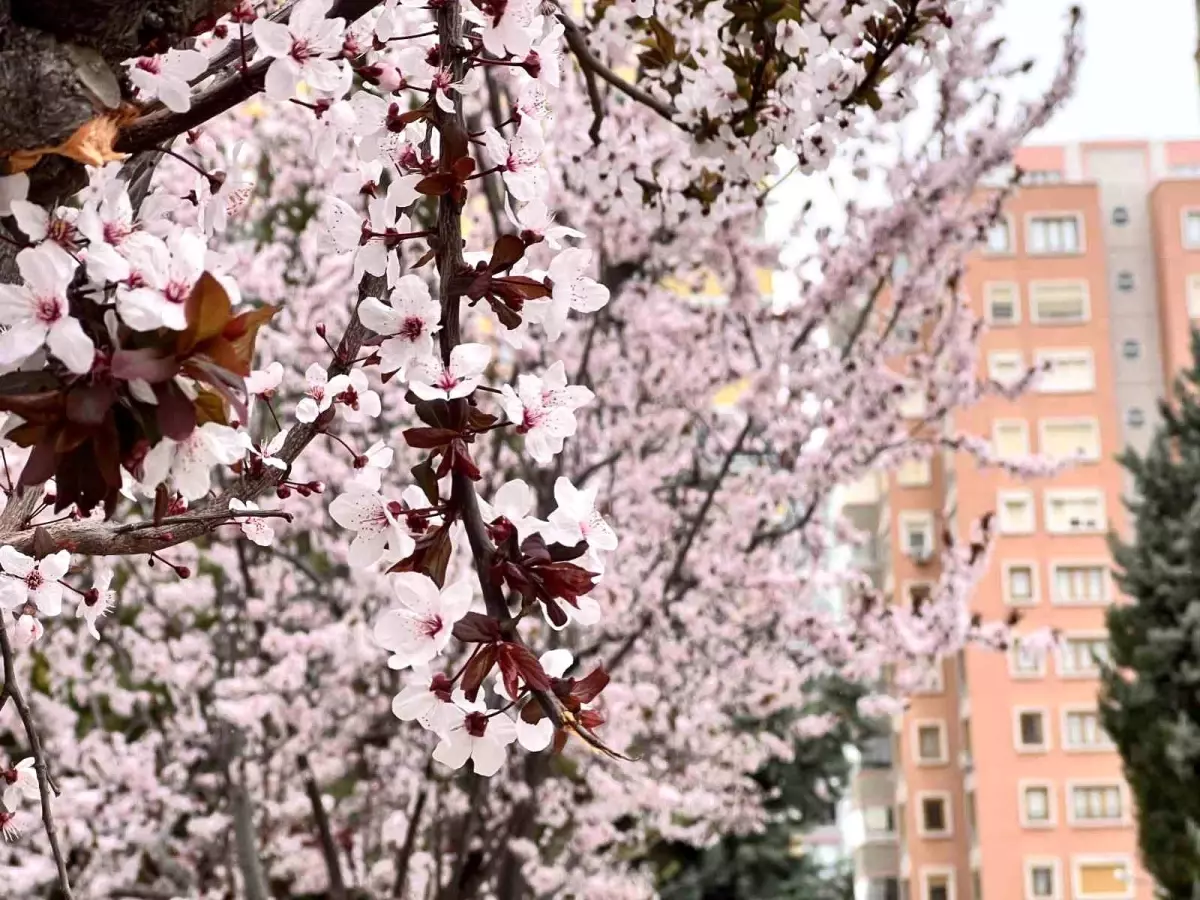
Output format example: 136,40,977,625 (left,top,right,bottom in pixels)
111,348,181,384
451,156,476,180
452,611,503,644
416,173,456,196
155,381,197,440
488,234,526,272
494,275,551,299
572,666,610,704
496,647,521,702
501,642,551,692
0,391,66,425
520,699,545,724
461,644,498,702
410,457,440,506
65,382,116,426
403,426,460,449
